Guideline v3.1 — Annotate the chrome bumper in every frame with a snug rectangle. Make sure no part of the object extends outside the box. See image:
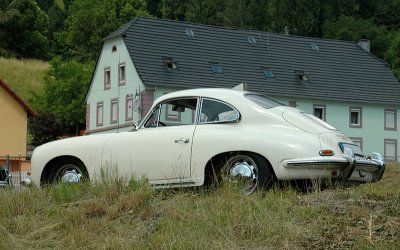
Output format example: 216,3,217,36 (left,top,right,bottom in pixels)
284,150,385,182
